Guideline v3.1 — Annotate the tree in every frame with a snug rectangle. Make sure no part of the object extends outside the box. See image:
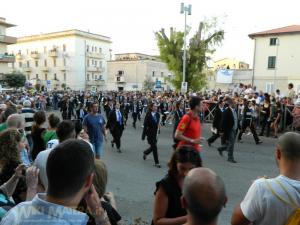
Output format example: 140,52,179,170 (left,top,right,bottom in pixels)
5,72,26,89
143,77,155,91
155,18,224,91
